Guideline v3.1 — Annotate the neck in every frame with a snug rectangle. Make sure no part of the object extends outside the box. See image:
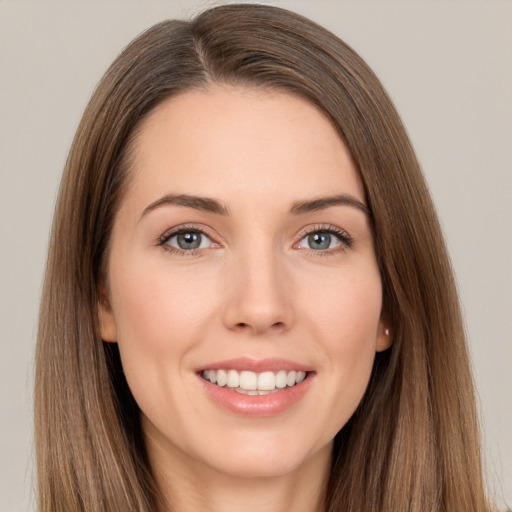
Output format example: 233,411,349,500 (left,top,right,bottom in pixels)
147,434,331,512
